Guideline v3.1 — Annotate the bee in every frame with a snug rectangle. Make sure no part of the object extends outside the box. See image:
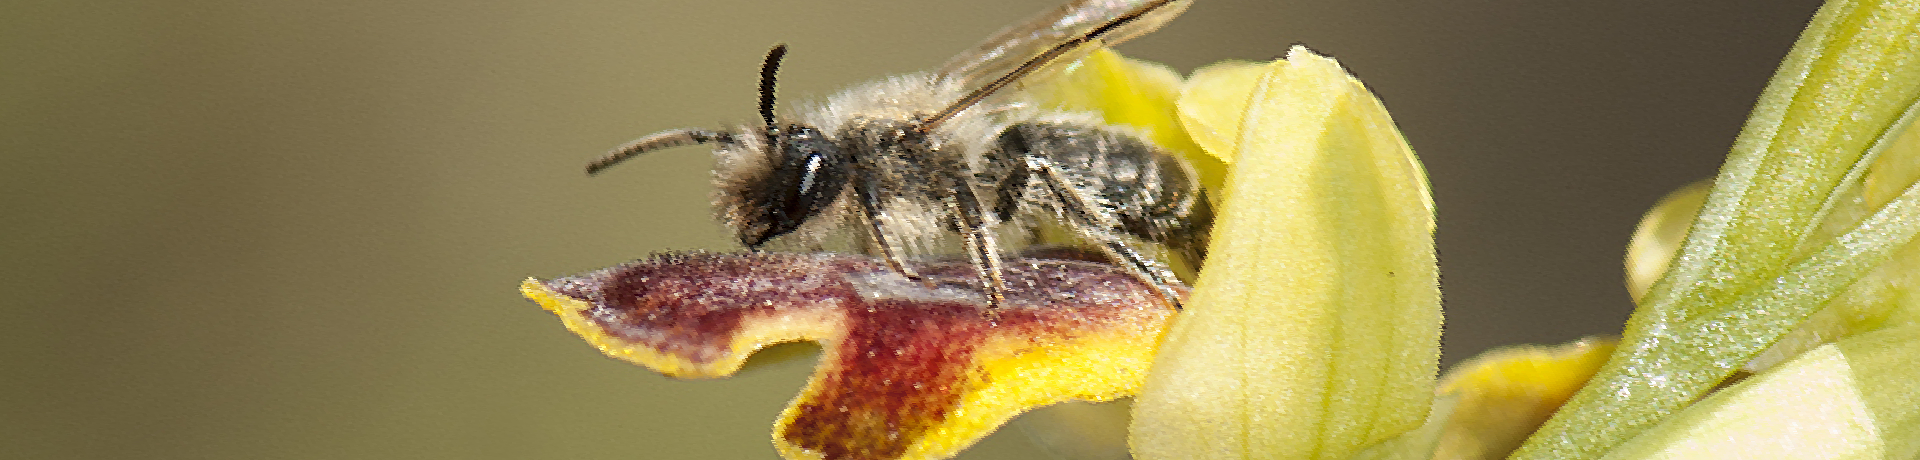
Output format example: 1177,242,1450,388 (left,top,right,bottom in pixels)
588,0,1212,308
